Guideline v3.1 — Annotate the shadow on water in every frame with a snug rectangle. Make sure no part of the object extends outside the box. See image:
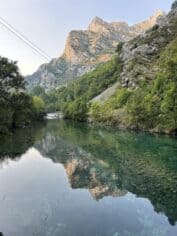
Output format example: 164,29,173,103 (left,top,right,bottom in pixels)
0,119,177,228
